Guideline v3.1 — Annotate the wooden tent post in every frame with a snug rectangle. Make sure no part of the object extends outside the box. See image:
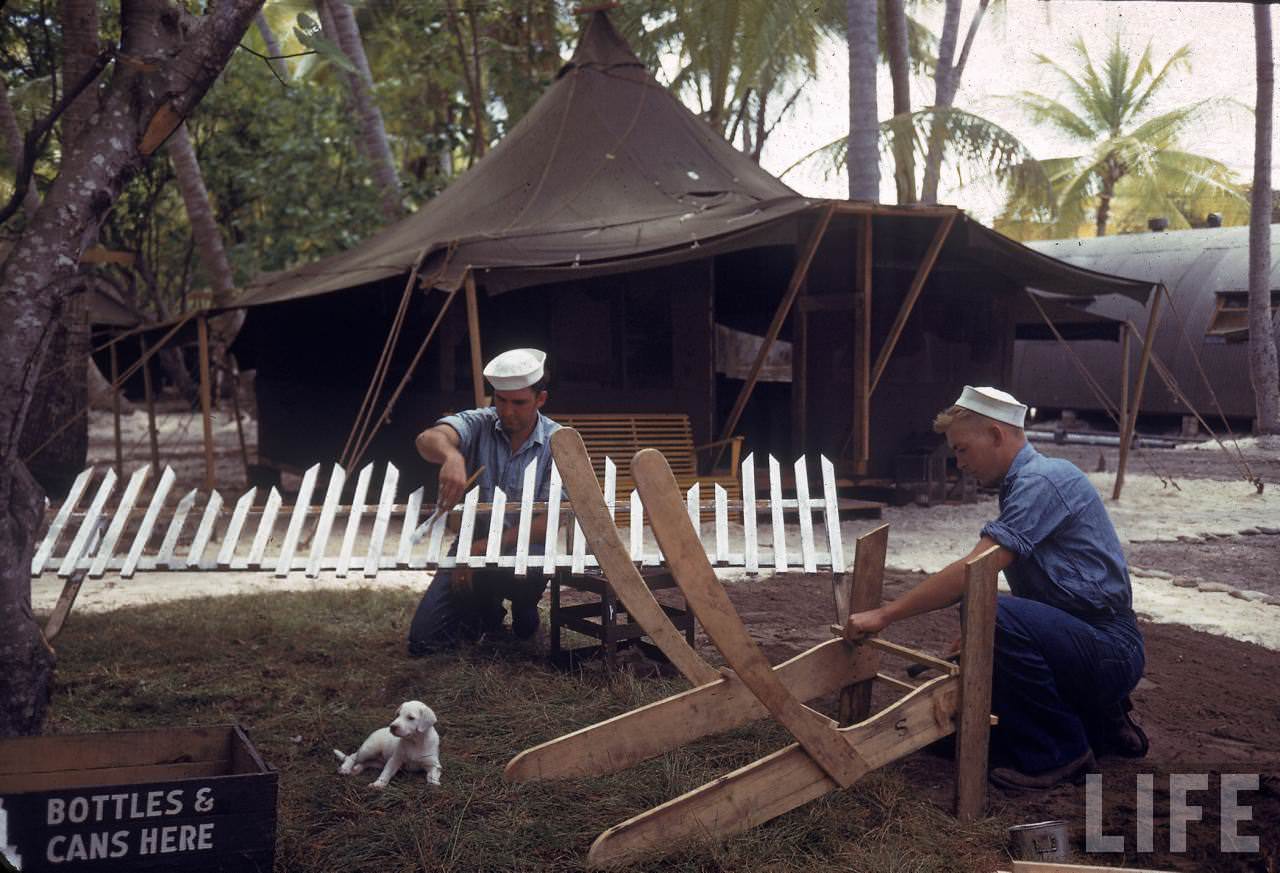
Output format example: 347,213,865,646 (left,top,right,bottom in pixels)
465,271,485,407
1113,286,1163,501
714,203,836,467
955,544,999,821
836,524,888,725
852,214,873,473
139,334,161,471
1118,322,1131,437
197,314,215,491
868,212,955,395
109,339,123,477
227,360,251,483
